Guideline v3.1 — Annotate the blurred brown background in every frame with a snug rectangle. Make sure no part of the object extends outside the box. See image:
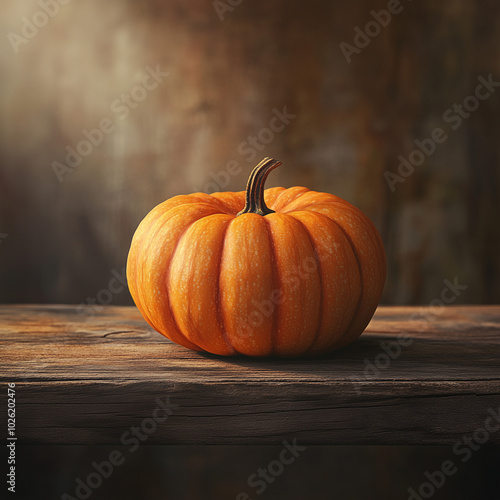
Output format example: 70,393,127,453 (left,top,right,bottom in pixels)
1,0,499,306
